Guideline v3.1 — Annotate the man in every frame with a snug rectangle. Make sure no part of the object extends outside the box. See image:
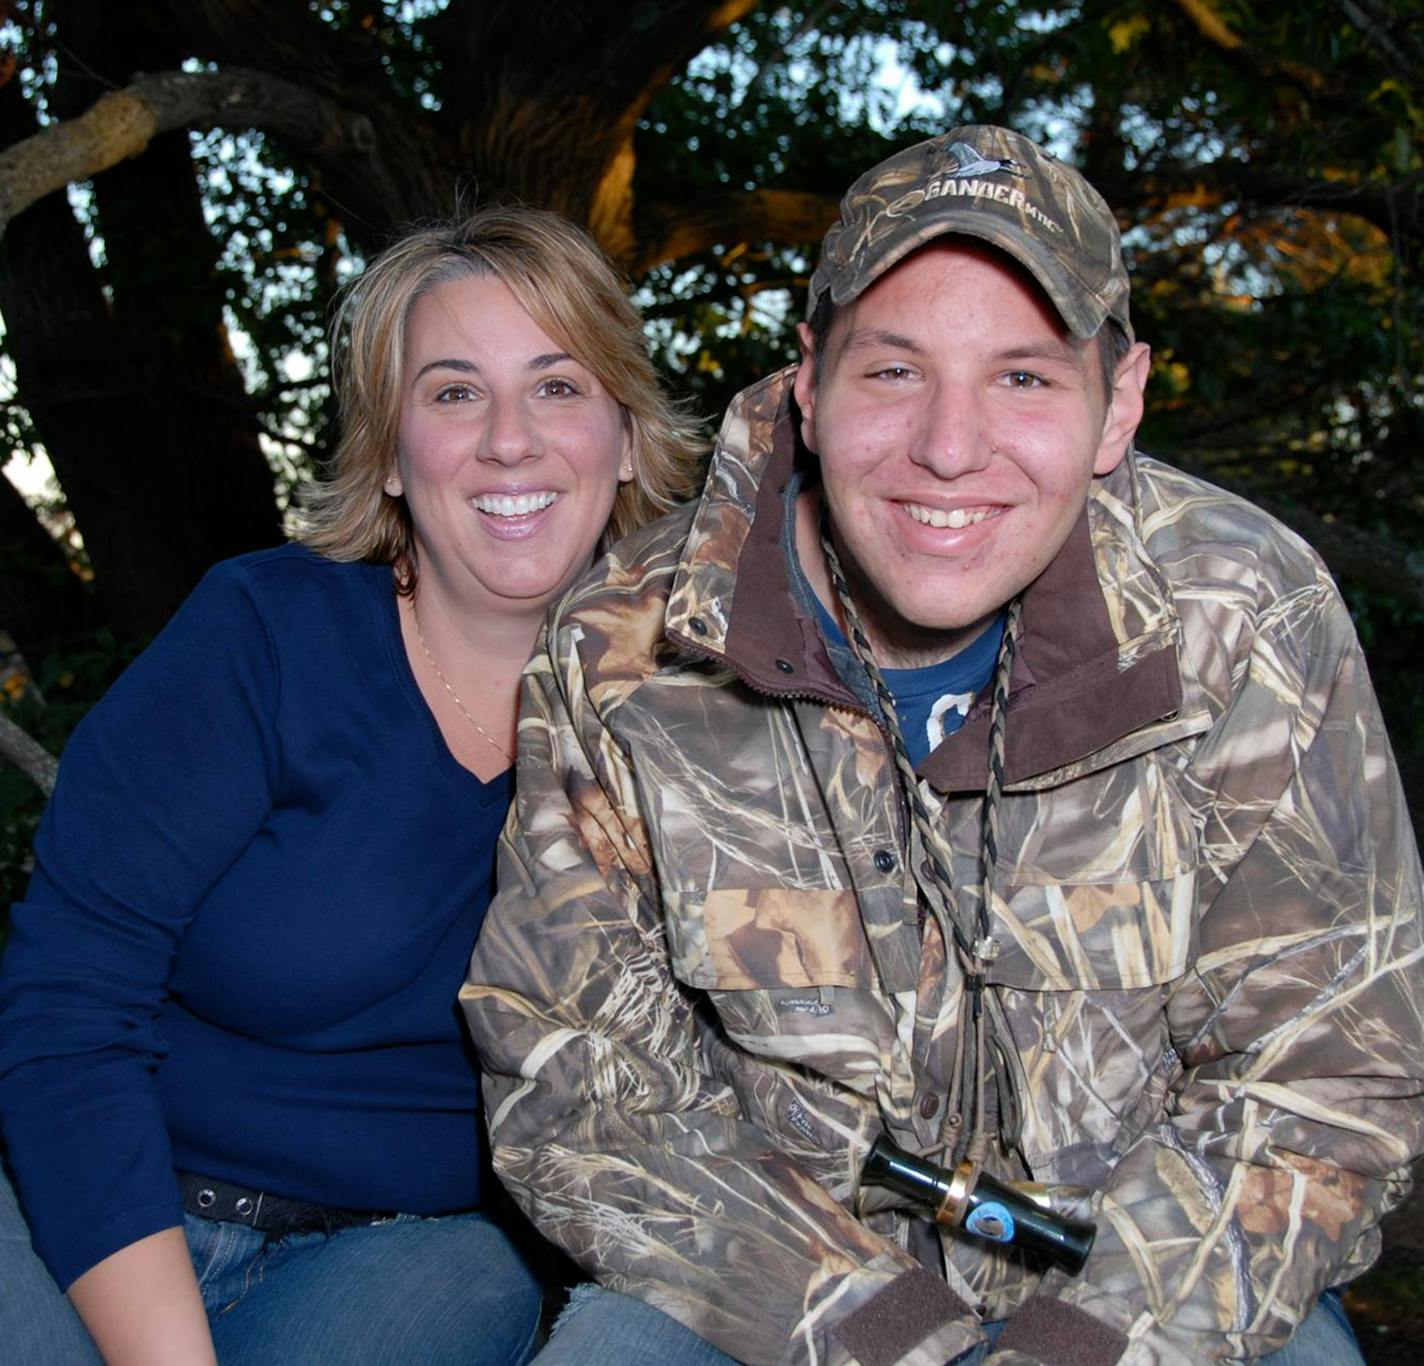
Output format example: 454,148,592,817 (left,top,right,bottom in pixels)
463,126,1424,1365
